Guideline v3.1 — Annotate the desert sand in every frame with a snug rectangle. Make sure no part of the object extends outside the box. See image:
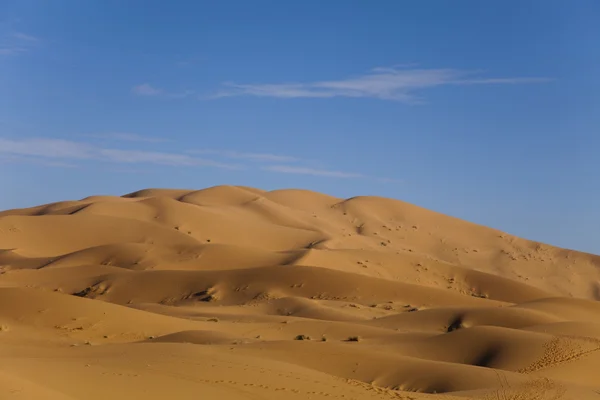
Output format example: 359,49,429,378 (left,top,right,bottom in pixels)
1,185,600,399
